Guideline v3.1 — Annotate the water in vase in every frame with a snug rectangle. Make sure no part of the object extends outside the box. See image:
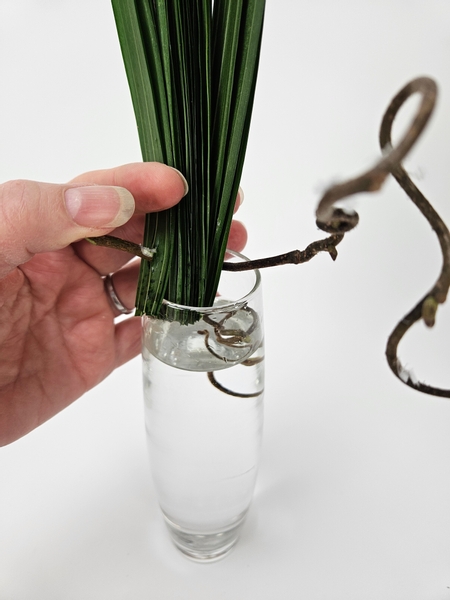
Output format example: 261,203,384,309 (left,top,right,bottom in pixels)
142,309,264,561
